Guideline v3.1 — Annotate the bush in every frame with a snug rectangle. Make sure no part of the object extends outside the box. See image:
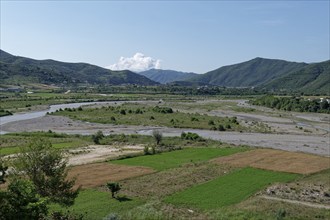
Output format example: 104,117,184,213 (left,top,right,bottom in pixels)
191,117,199,122
181,132,204,141
106,182,121,198
218,125,226,131
152,106,173,114
152,130,163,145
120,109,126,115
92,130,104,144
